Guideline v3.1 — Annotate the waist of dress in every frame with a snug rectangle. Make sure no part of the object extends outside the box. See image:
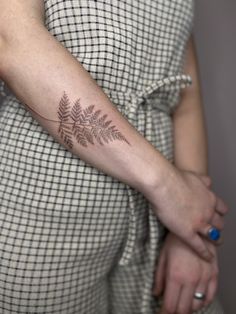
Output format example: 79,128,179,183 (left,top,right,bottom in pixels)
102,74,192,116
